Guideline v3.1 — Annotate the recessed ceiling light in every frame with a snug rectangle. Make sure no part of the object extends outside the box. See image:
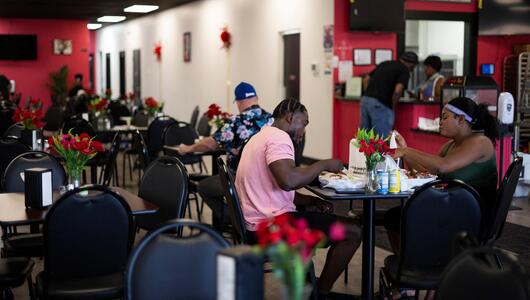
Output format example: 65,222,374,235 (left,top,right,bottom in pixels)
124,5,159,13
97,16,126,23
87,23,102,30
